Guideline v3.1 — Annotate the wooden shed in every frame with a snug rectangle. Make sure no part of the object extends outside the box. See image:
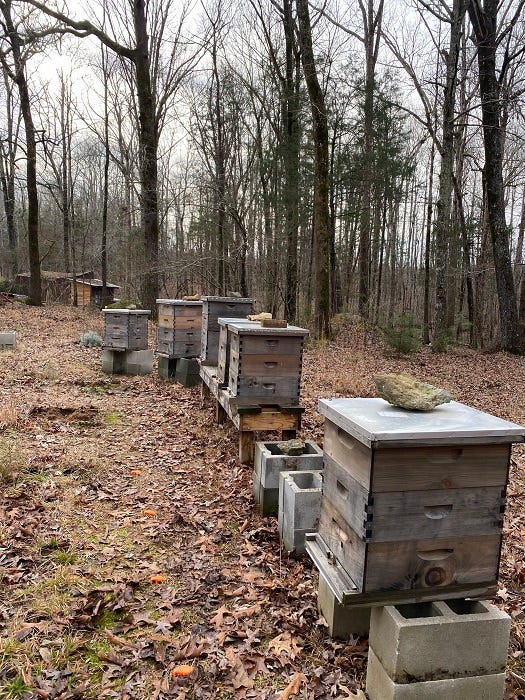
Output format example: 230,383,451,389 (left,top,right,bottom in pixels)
73,278,120,307
15,271,119,307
